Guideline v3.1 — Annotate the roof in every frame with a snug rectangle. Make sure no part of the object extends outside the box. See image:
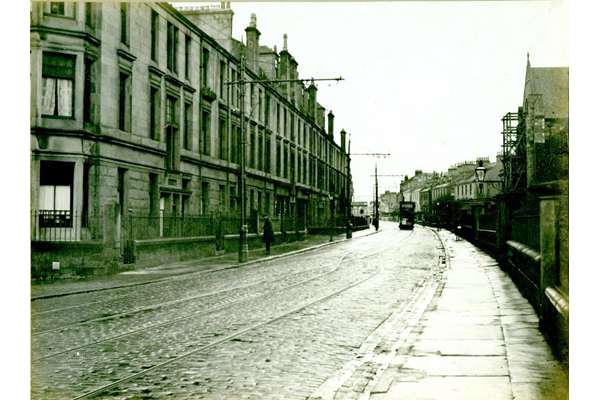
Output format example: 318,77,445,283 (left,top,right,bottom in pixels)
524,64,569,119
